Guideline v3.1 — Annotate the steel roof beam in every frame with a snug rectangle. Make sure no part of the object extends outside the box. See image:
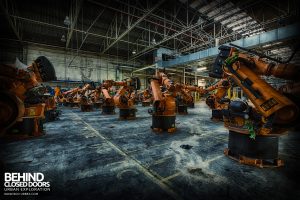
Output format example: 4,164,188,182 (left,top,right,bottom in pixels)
0,0,22,41
9,15,149,48
159,23,300,68
100,0,165,54
66,0,83,48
